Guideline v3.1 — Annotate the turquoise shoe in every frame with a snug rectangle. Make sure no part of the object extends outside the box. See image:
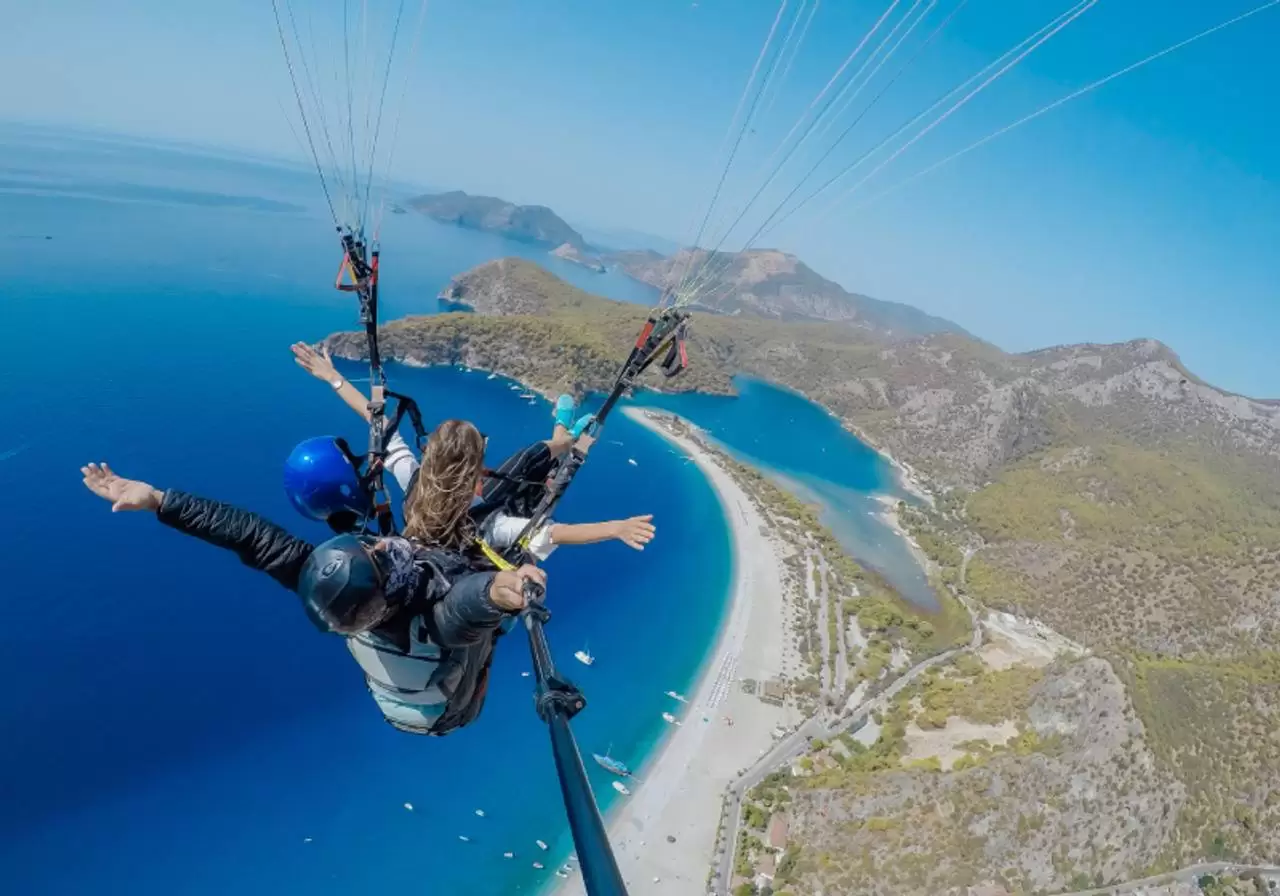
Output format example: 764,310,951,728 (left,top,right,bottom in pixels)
553,394,577,430
571,413,598,439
